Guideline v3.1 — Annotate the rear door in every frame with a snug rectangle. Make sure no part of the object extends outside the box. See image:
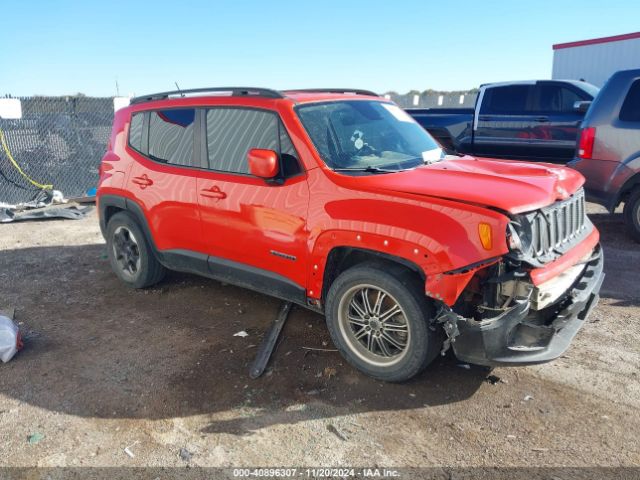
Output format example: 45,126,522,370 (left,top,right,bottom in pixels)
196,107,310,293
528,81,590,162
126,108,203,253
473,83,537,159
